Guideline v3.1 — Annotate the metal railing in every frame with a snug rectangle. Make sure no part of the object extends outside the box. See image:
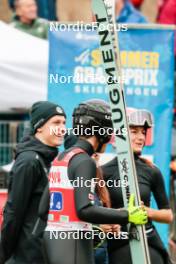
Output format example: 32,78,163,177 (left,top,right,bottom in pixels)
0,121,30,166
